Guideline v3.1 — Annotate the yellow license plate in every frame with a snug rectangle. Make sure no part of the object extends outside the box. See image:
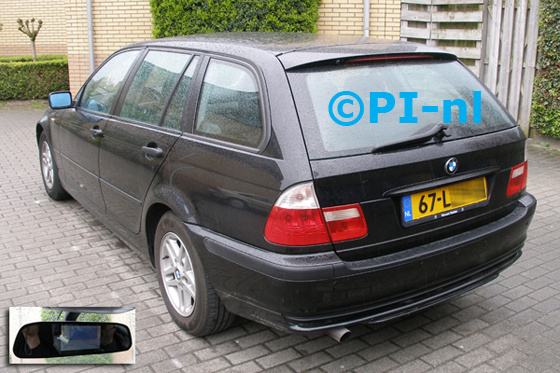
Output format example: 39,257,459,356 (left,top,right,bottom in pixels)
402,178,487,223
